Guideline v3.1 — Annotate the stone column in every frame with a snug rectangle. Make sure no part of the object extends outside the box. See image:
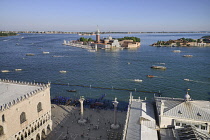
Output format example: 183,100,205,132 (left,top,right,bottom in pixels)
78,96,86,124
111,98,120,129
